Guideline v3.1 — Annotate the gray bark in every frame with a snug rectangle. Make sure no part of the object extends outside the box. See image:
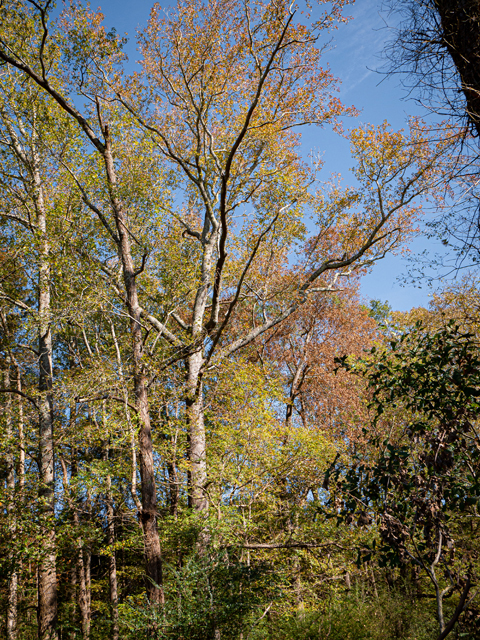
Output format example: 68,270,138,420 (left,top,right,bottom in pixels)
100,129,164,604
5,363,18,640
75,518,90,640
35,152,58,640
186,351,208,514
105,452,119,640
